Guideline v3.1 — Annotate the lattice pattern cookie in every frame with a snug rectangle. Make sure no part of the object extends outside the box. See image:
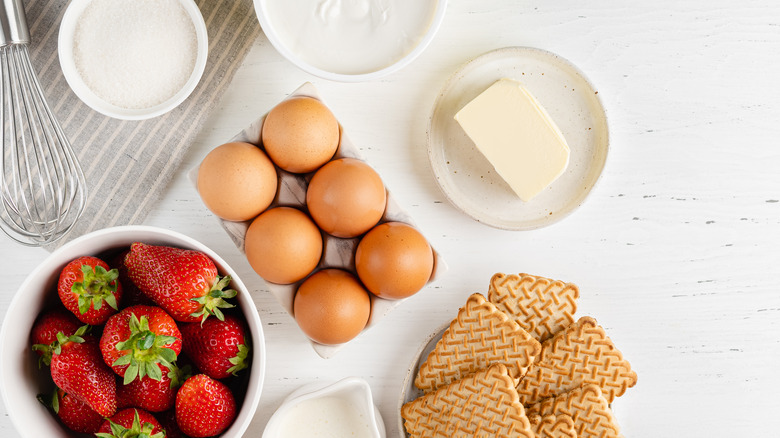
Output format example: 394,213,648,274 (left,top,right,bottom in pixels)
527,384,622,438
529,414,578,438
517,316,637,405
402,364,534,438
415,293,541,393
488,273,579,342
